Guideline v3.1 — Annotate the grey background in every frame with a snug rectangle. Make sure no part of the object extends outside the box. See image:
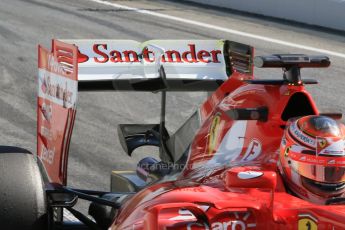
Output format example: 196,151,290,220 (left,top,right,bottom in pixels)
185,0,345,32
